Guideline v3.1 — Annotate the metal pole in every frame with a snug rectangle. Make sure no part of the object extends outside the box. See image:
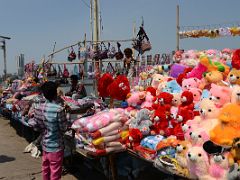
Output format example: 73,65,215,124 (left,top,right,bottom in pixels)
176,5,180,51
93,0,100,95
3,41,7,80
